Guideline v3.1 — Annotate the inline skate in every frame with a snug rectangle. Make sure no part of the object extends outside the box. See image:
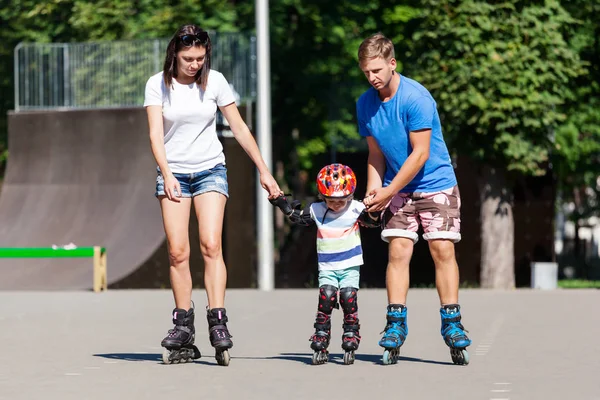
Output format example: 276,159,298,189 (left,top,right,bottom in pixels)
161,307,201,364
